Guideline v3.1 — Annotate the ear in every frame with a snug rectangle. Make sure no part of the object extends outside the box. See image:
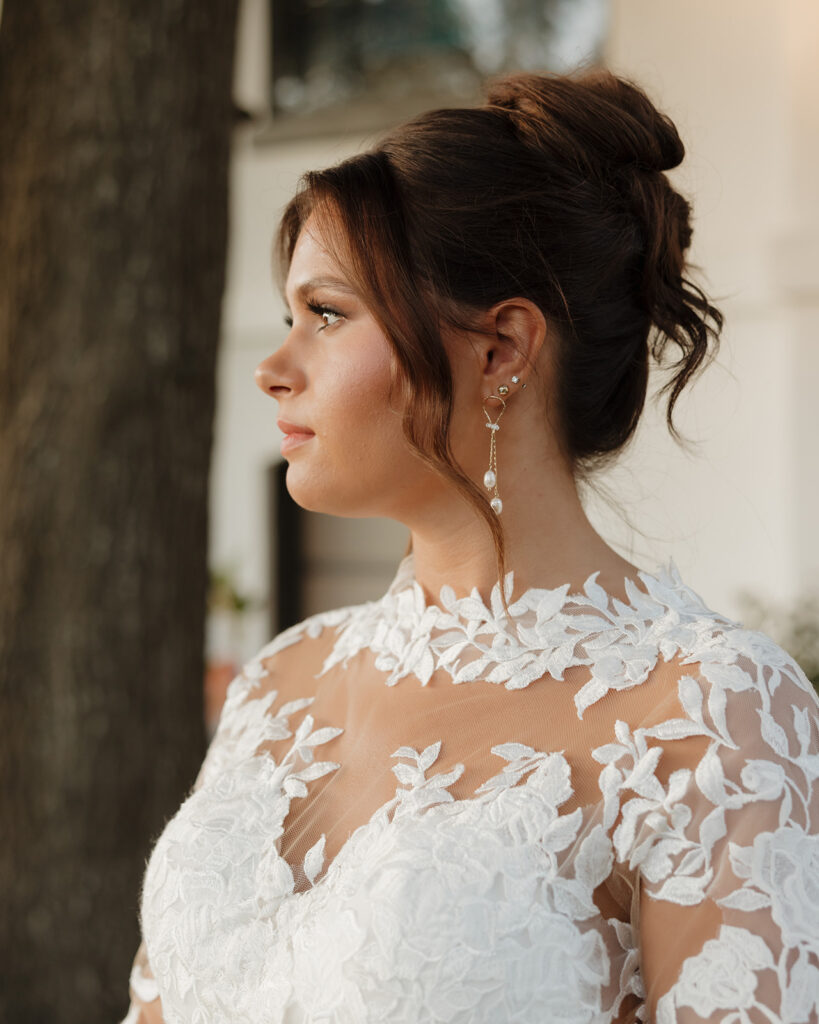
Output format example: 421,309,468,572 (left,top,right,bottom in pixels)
479,298,546,395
